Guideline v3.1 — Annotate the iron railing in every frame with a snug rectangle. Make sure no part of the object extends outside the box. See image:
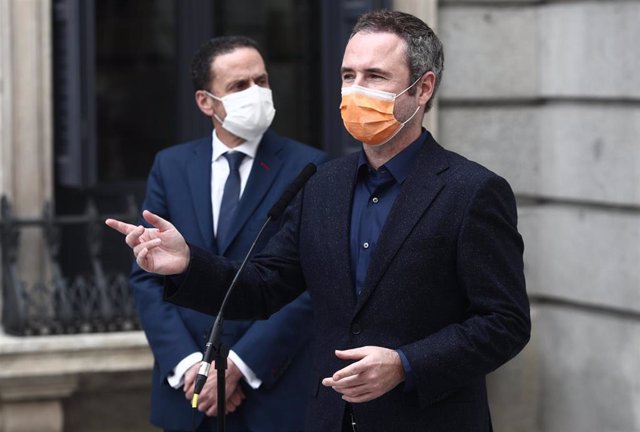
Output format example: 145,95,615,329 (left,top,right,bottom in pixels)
0,195,140,336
